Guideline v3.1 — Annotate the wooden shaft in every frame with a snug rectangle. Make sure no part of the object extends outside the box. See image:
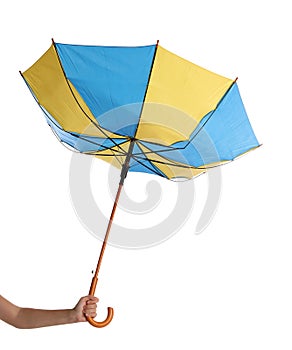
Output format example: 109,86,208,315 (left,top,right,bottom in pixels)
89,139,135,296
89,182,124,295
89,276,98,296
96,183,123,277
